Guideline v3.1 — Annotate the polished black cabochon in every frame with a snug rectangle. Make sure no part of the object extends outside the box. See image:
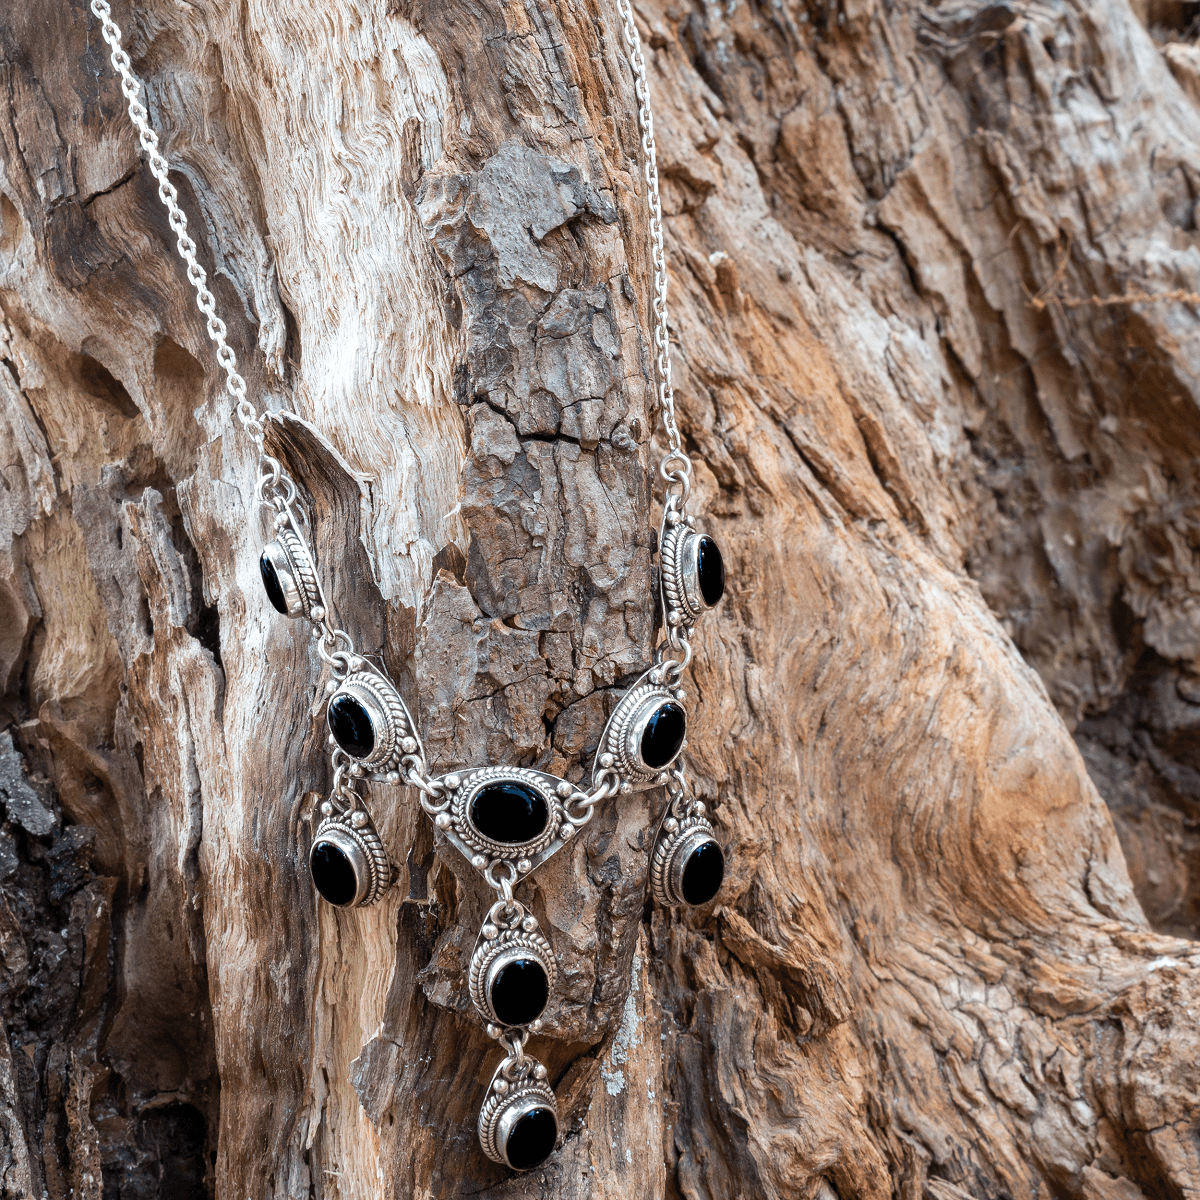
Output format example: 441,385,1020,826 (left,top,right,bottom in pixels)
640,701,686,770
505,1107,558,1171
260,550,289,614
310,840,358,906
696,535,725,608
490,958,550,1026
328,693,376,759
470,781,549,844
680,839,724,906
